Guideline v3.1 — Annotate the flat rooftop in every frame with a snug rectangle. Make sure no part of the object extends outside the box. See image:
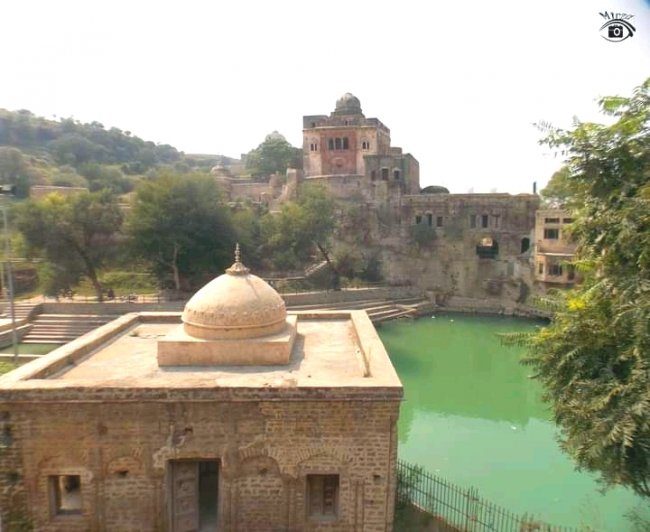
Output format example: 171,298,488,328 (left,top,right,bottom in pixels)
0,311,402,402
